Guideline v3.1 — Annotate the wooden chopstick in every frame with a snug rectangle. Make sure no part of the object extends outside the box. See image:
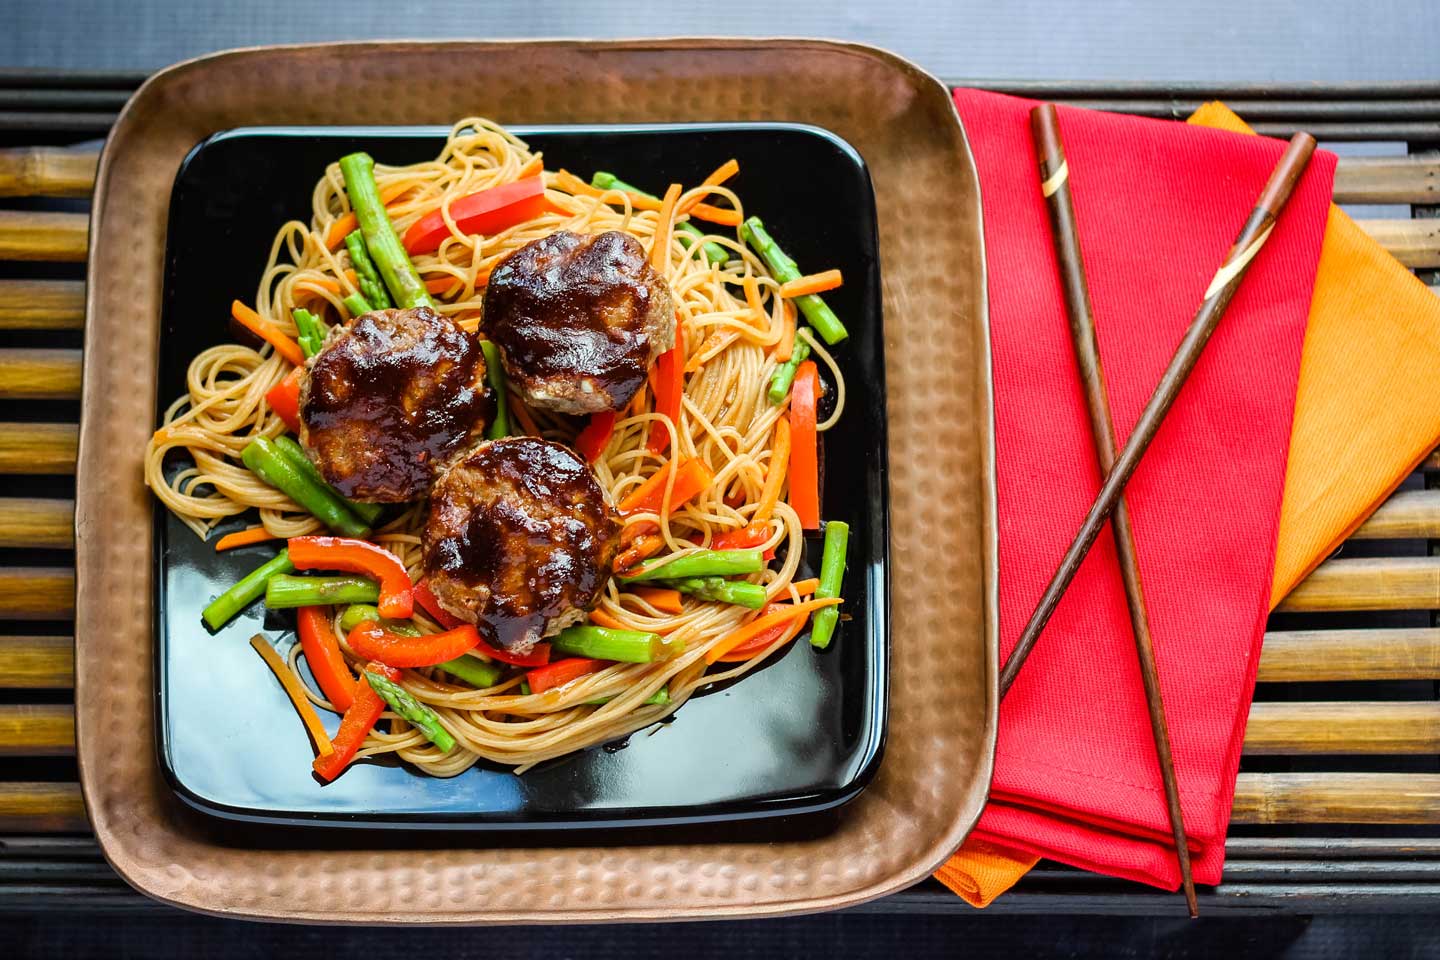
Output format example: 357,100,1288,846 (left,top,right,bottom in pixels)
1028,102,1197,917
998,129,1317,698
